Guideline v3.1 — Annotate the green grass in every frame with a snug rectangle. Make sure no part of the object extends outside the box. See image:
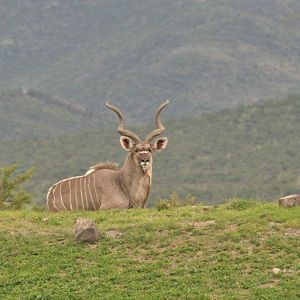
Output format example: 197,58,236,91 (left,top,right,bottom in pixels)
0,199,299,299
